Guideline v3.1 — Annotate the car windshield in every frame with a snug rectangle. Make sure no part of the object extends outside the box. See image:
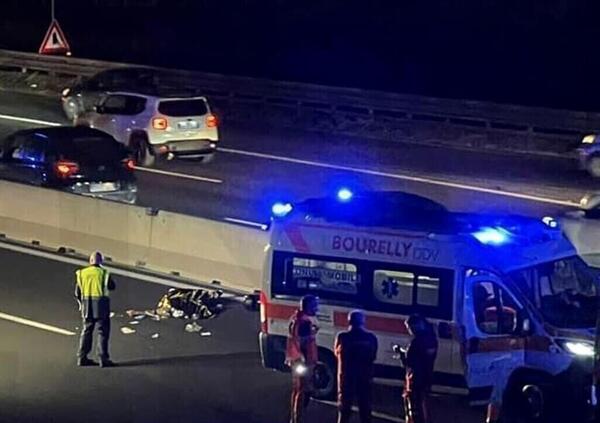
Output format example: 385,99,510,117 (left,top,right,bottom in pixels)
509,256,599,329
158,99,208,117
